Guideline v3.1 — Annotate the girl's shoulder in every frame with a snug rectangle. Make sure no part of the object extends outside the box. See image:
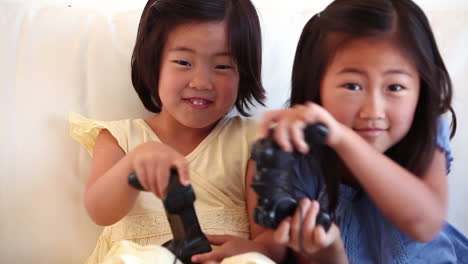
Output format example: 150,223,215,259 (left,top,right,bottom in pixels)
69,112,157,156
221,115,259,131
215,115,259,144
